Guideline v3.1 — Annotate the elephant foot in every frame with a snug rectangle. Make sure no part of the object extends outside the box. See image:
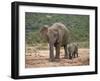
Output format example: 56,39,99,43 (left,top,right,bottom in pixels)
49,59,55,62
69,57,72,60
63,56,68,59
69,56,72,59
55,56,60,59
55,59,60,62
49,58,60,62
